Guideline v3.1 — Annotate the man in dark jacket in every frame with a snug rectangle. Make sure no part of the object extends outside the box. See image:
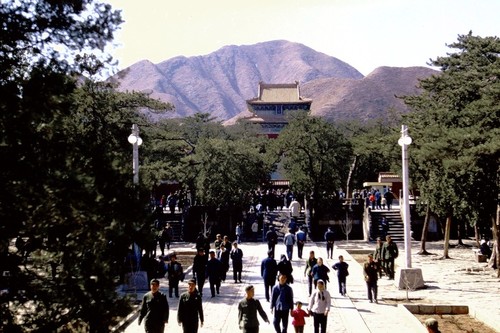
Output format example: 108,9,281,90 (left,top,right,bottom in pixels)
192,248,207,297
138,279,169,333
266,226,278,258
324,227,335,259
363,254,379,303
261,250,278,302
165,254,184,298
177,279,204,333
271,274,294,333
238,285,270,333
231,242,244,283
206,250,223,297
381,235,398,280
